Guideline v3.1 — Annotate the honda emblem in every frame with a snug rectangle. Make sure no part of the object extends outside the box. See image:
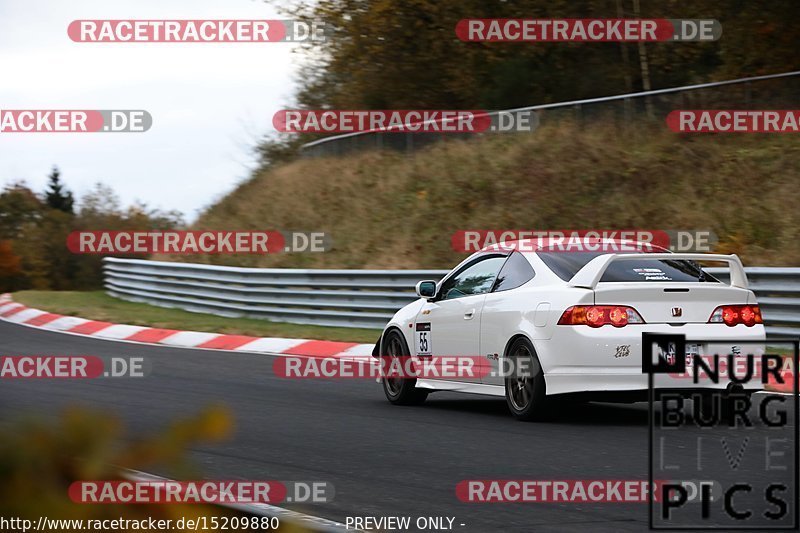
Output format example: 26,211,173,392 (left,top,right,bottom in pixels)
671,307,683,317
